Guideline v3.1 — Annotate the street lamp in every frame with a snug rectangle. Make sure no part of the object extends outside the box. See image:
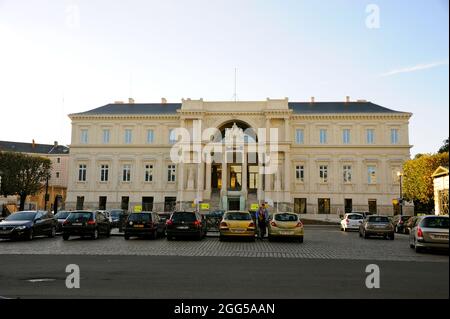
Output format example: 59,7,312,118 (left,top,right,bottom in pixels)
397,171,404,216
